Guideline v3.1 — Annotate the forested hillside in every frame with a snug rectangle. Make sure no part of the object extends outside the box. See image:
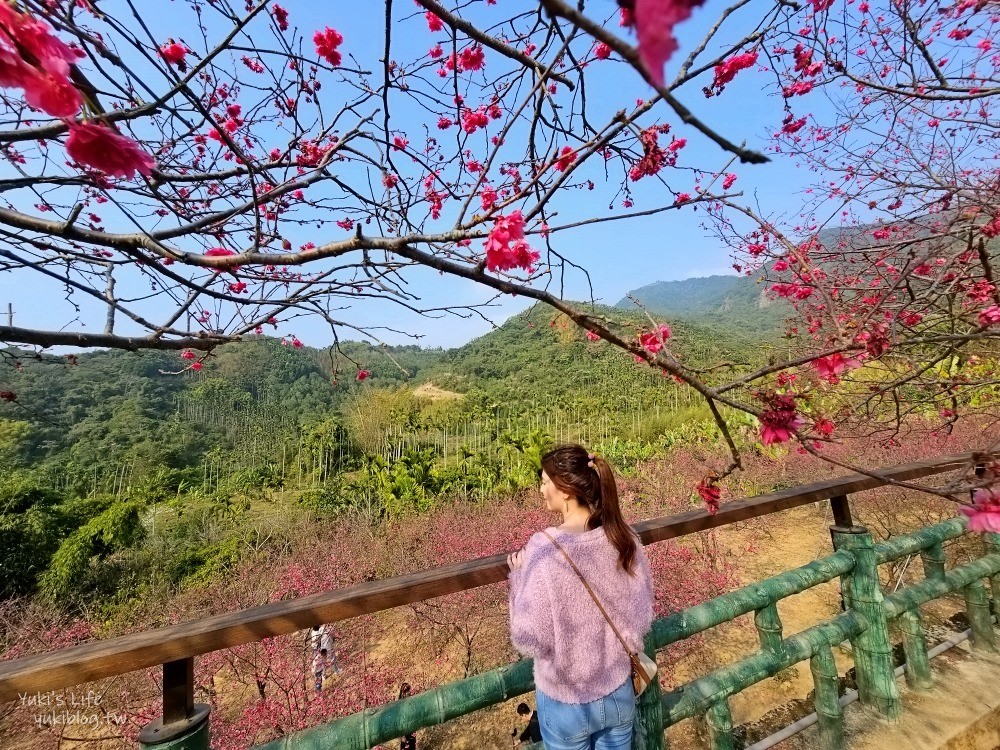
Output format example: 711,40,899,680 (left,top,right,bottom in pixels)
0,294,784,605
617,274,787,333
